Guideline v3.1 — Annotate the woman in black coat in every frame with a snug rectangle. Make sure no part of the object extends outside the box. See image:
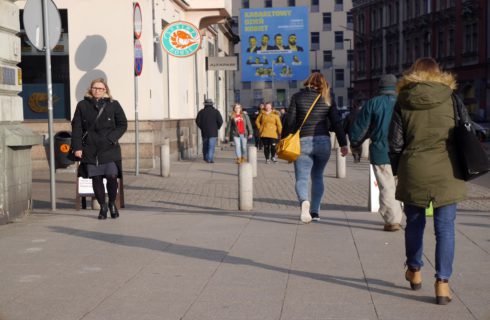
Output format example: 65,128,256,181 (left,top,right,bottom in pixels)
71,78,127,219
